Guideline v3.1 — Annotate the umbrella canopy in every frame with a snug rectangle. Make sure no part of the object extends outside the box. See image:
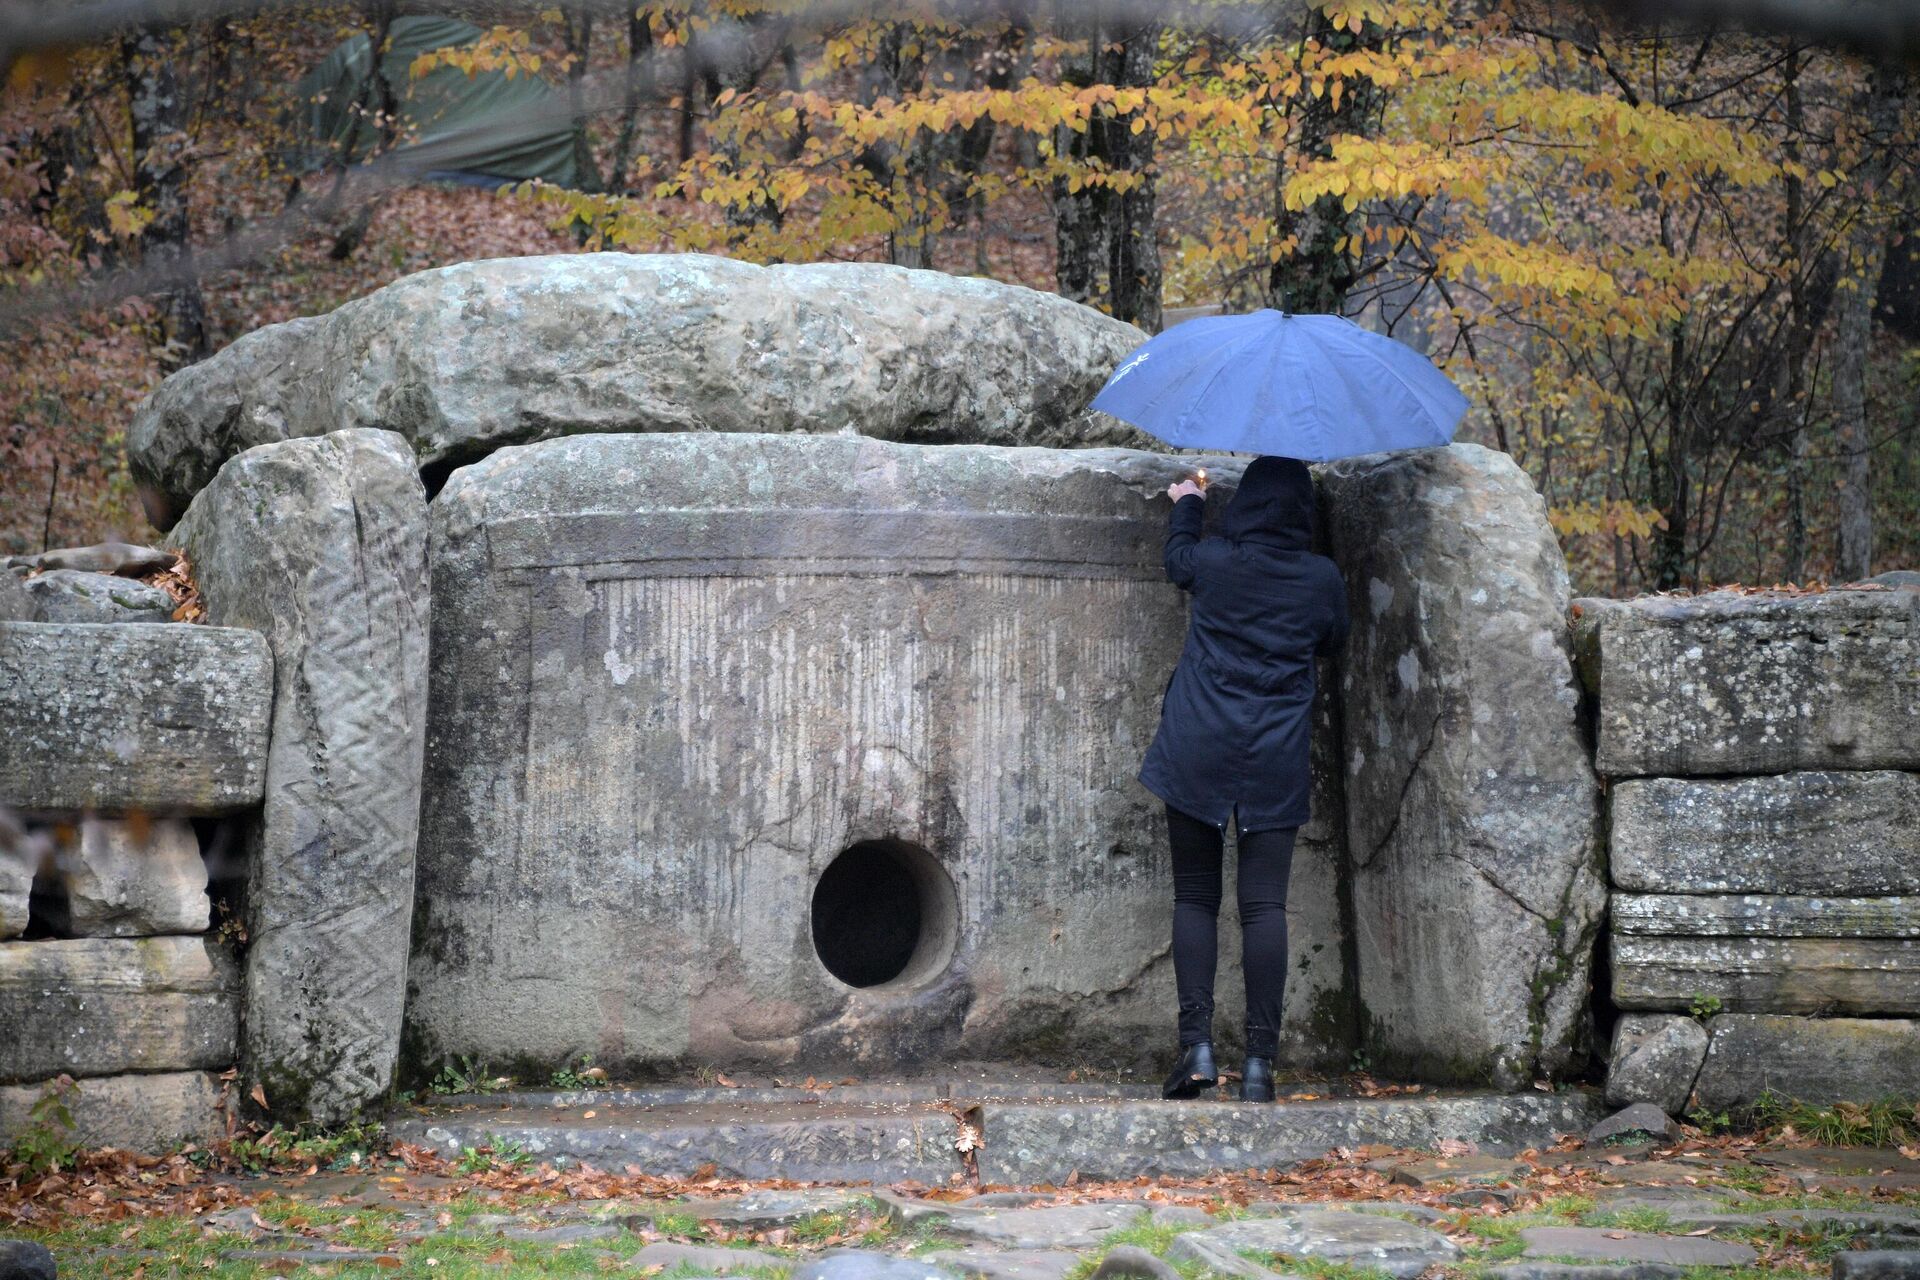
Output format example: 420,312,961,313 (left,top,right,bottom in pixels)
1090,309,1469,461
